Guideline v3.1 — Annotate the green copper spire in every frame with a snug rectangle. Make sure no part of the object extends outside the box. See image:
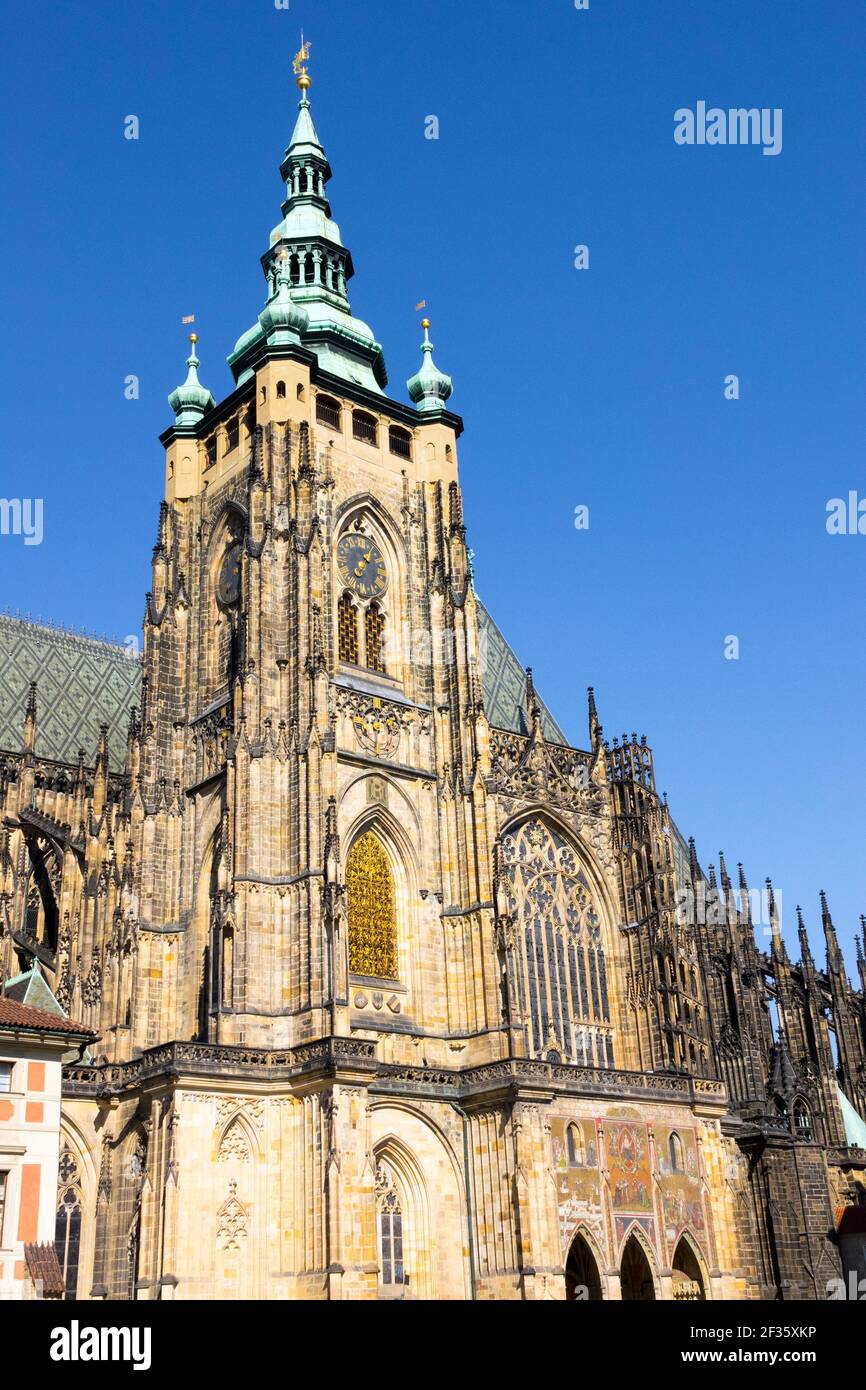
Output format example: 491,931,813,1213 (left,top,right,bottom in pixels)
257,248,308,343
168,334,215,429
228,47,387,393
407,319,453,413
